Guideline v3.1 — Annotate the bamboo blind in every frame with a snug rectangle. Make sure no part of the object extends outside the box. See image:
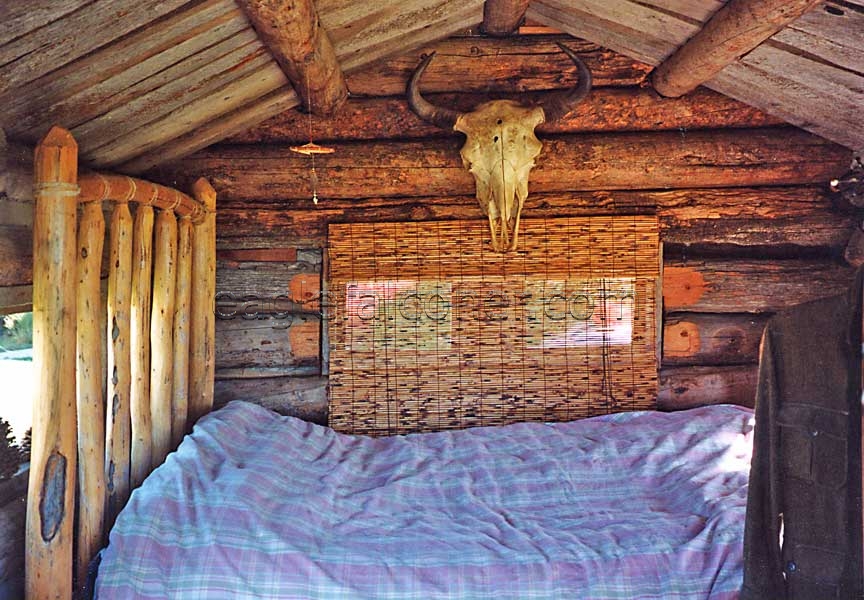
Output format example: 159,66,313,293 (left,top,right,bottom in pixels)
327,216,660,435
